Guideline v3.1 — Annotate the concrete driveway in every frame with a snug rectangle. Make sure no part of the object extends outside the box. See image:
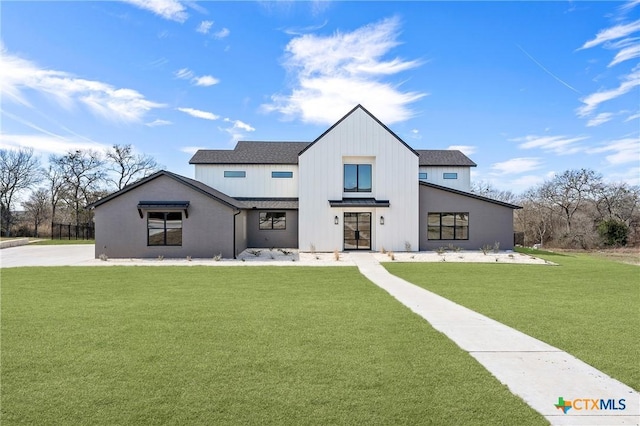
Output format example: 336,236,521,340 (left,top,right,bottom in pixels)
0,244,95,268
